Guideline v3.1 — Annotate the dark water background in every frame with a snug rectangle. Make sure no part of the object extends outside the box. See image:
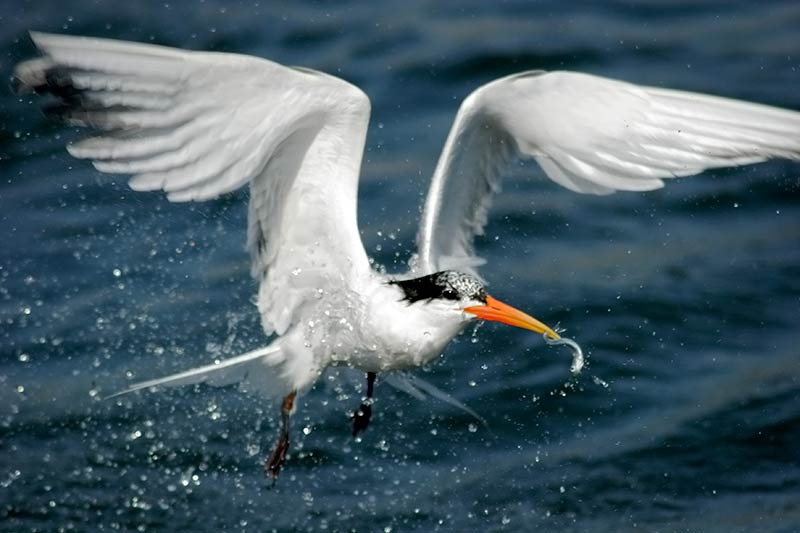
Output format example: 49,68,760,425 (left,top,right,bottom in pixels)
2,1,799,531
